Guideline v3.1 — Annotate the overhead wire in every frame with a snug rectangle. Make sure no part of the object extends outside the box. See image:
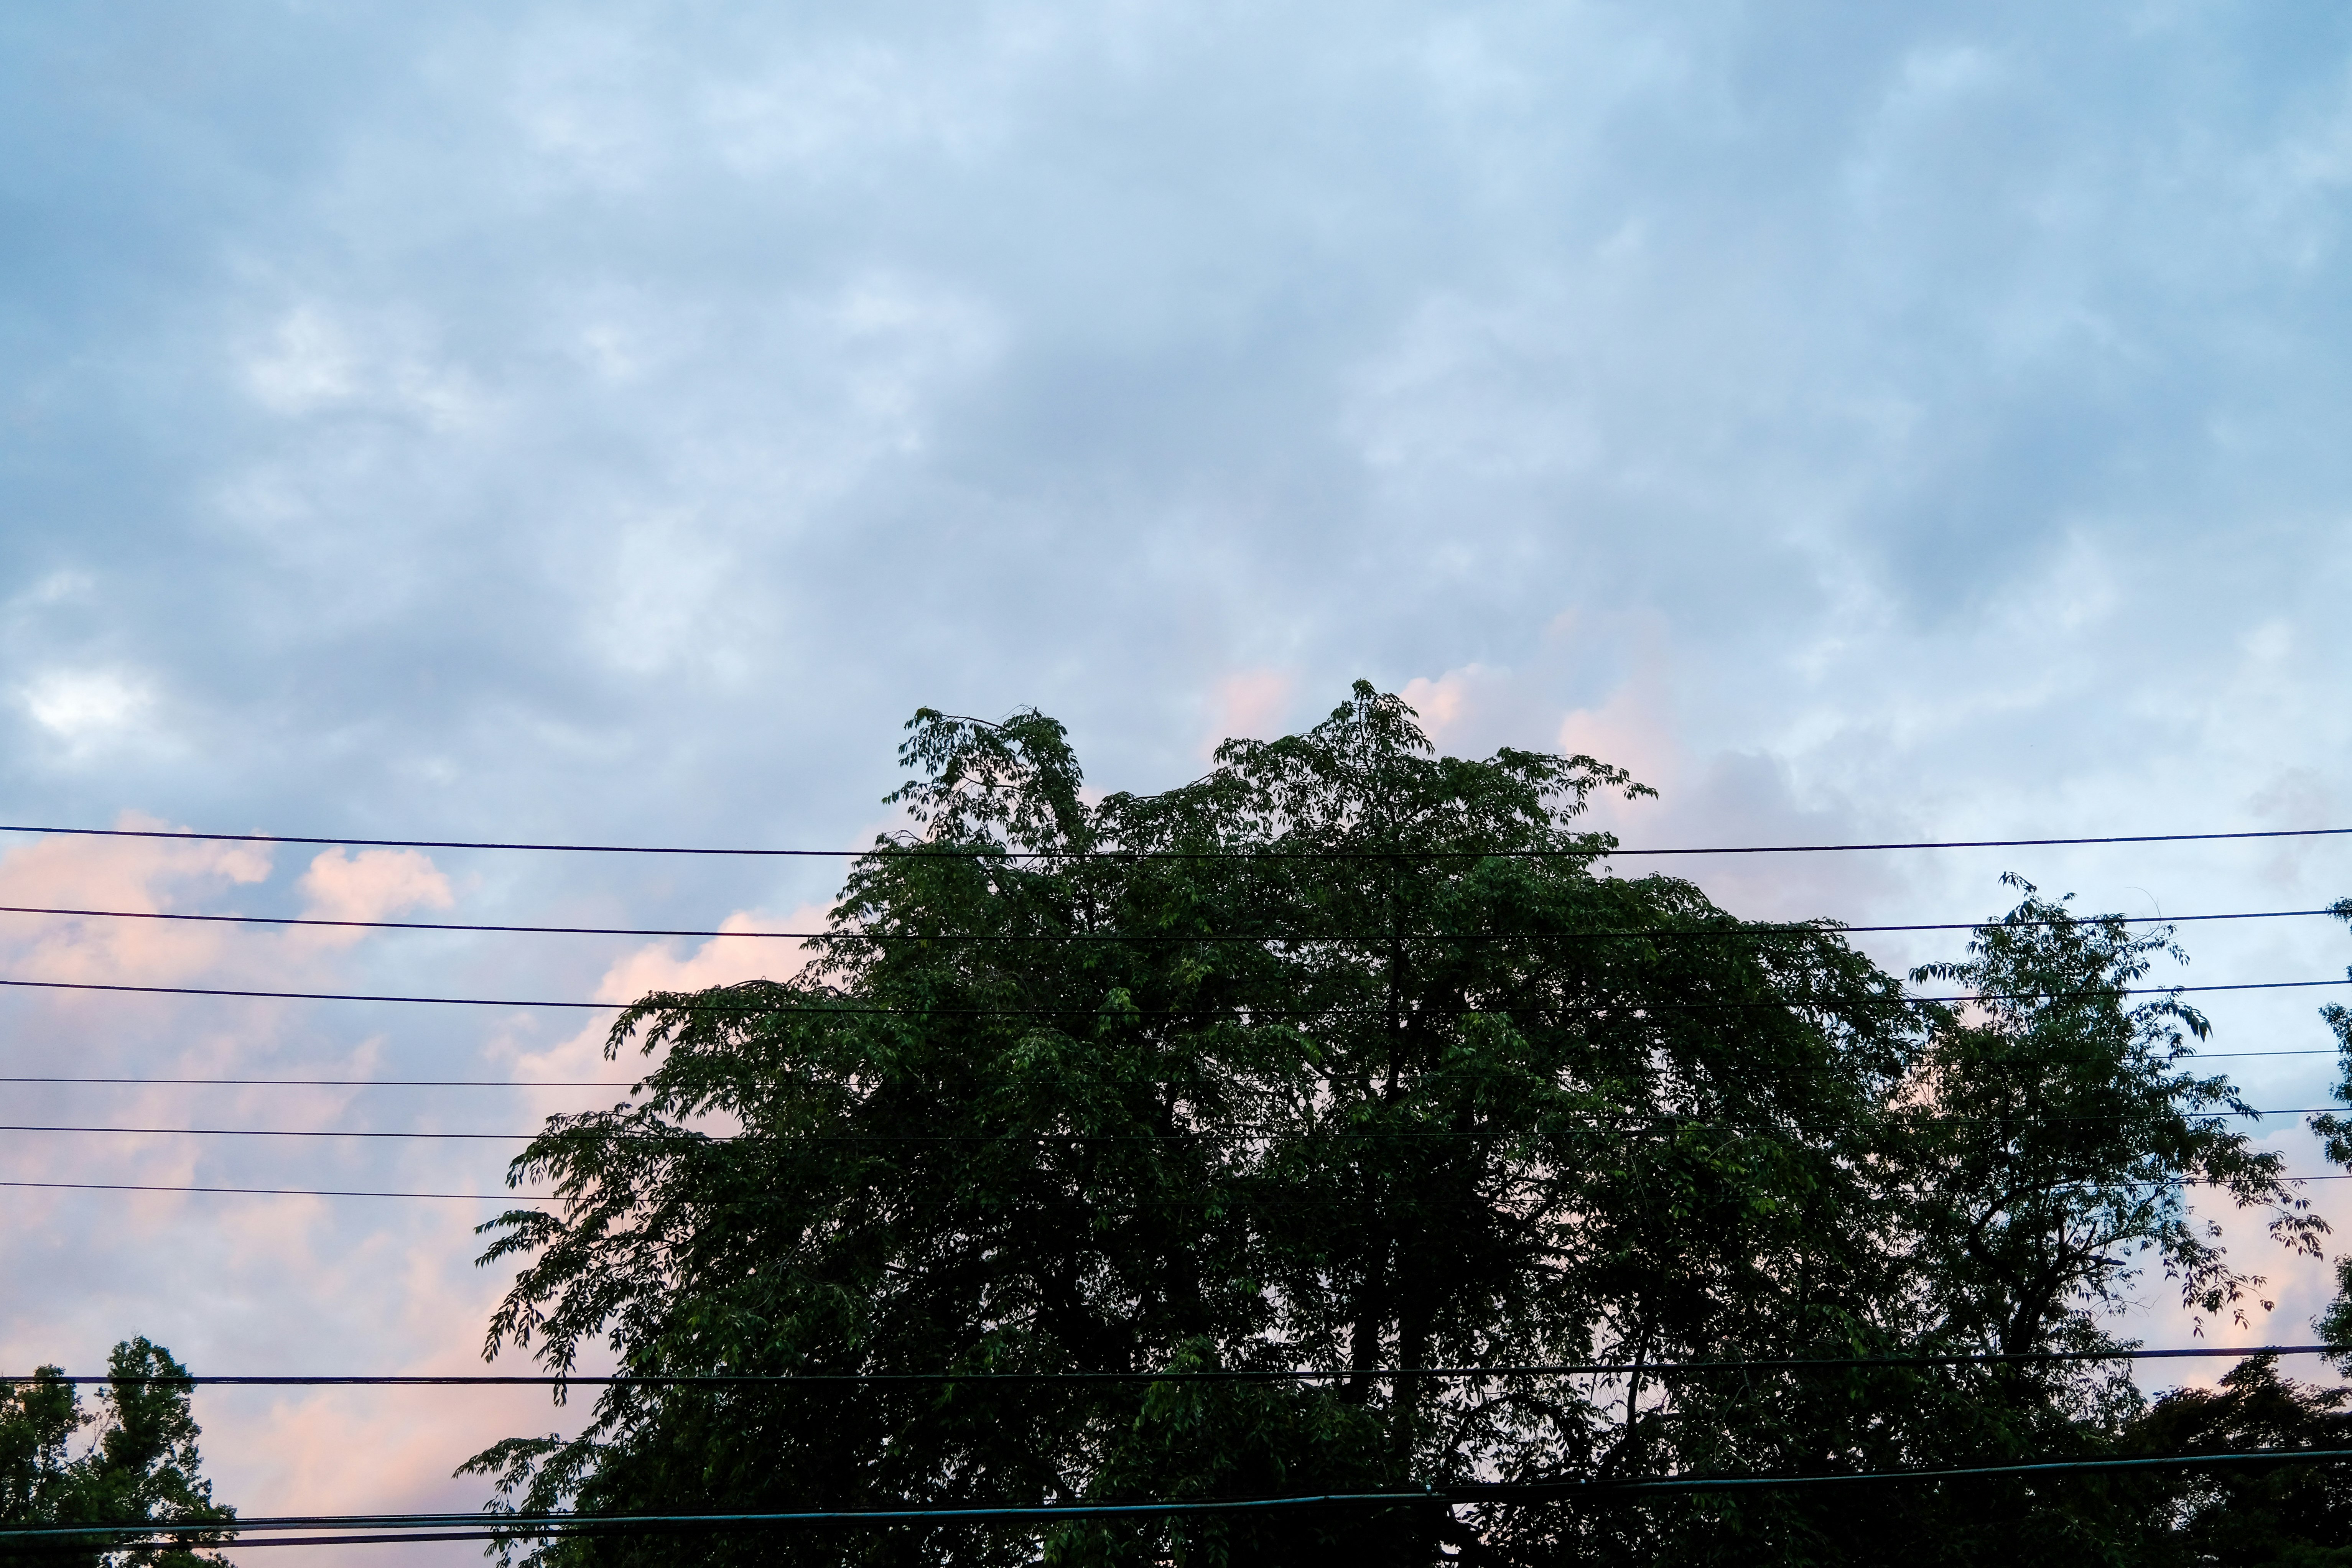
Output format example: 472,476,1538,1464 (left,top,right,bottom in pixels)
0,902,2340,942
22,1445,2352,1549
10,1171,2348,1204
6,1104,2350,1142
1,1045,2334,1091
0,1076,640,1087
0,1179,552,1201
8,1343,2344,1388
3,975,2349,1011
2,1125,543,1140
6,821,2352,859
